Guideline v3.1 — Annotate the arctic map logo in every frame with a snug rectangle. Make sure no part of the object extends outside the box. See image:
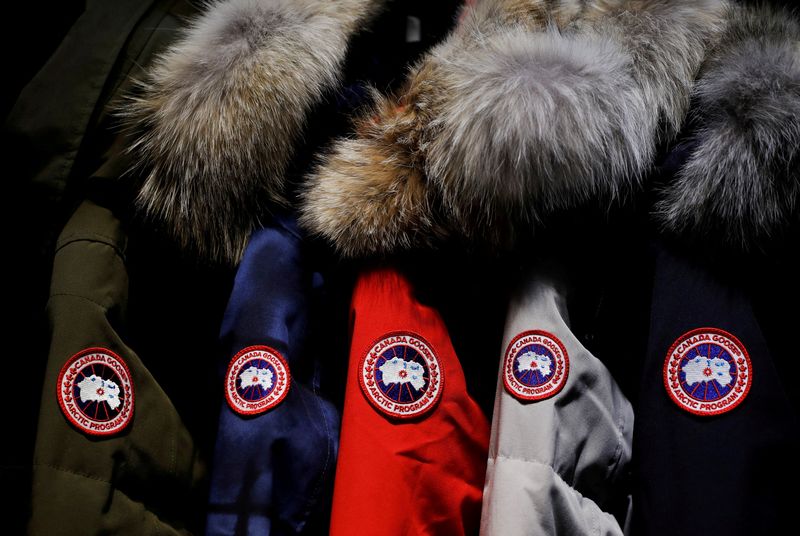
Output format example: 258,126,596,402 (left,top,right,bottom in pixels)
503,330,569,401
360,332,443,419
57,347,134,436
664,328,752,416
225,346,290,416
